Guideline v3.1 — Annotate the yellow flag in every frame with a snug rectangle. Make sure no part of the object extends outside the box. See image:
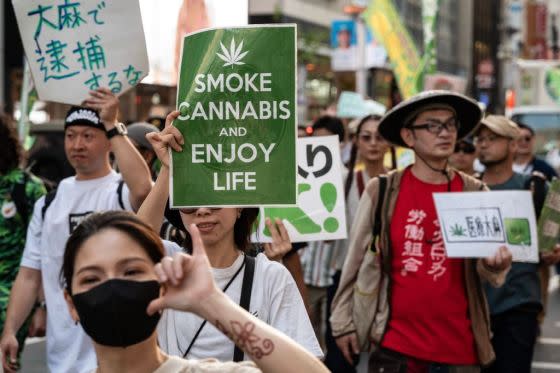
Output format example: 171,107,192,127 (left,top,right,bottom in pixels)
364,0,422,99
